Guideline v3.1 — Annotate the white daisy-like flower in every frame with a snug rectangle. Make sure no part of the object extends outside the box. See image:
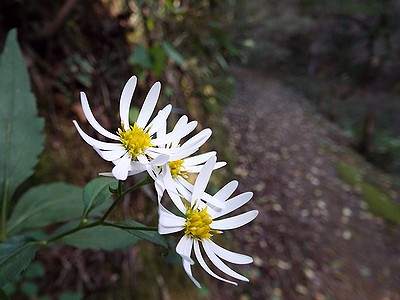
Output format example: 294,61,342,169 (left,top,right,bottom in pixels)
148,115,226,210
73,75,196,180
158,156,258,287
